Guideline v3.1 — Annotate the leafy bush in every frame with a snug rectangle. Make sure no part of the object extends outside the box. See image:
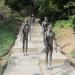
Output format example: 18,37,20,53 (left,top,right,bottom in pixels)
0,0,11,20
0,16,22,57
54,19,72,30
